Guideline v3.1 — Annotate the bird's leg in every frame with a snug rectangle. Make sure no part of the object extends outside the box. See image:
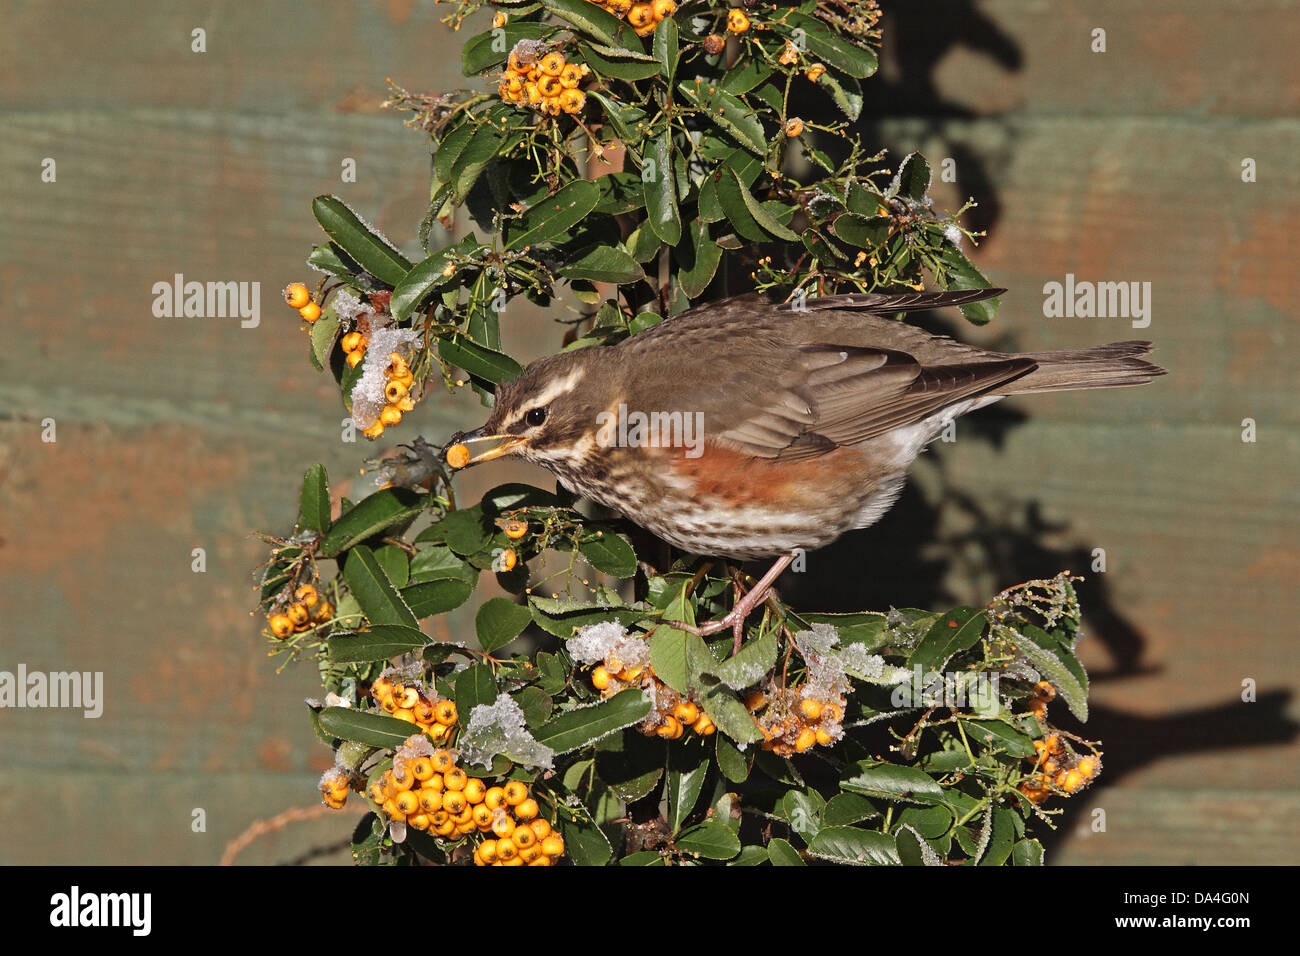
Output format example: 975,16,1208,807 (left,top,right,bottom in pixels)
693,552,798,653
